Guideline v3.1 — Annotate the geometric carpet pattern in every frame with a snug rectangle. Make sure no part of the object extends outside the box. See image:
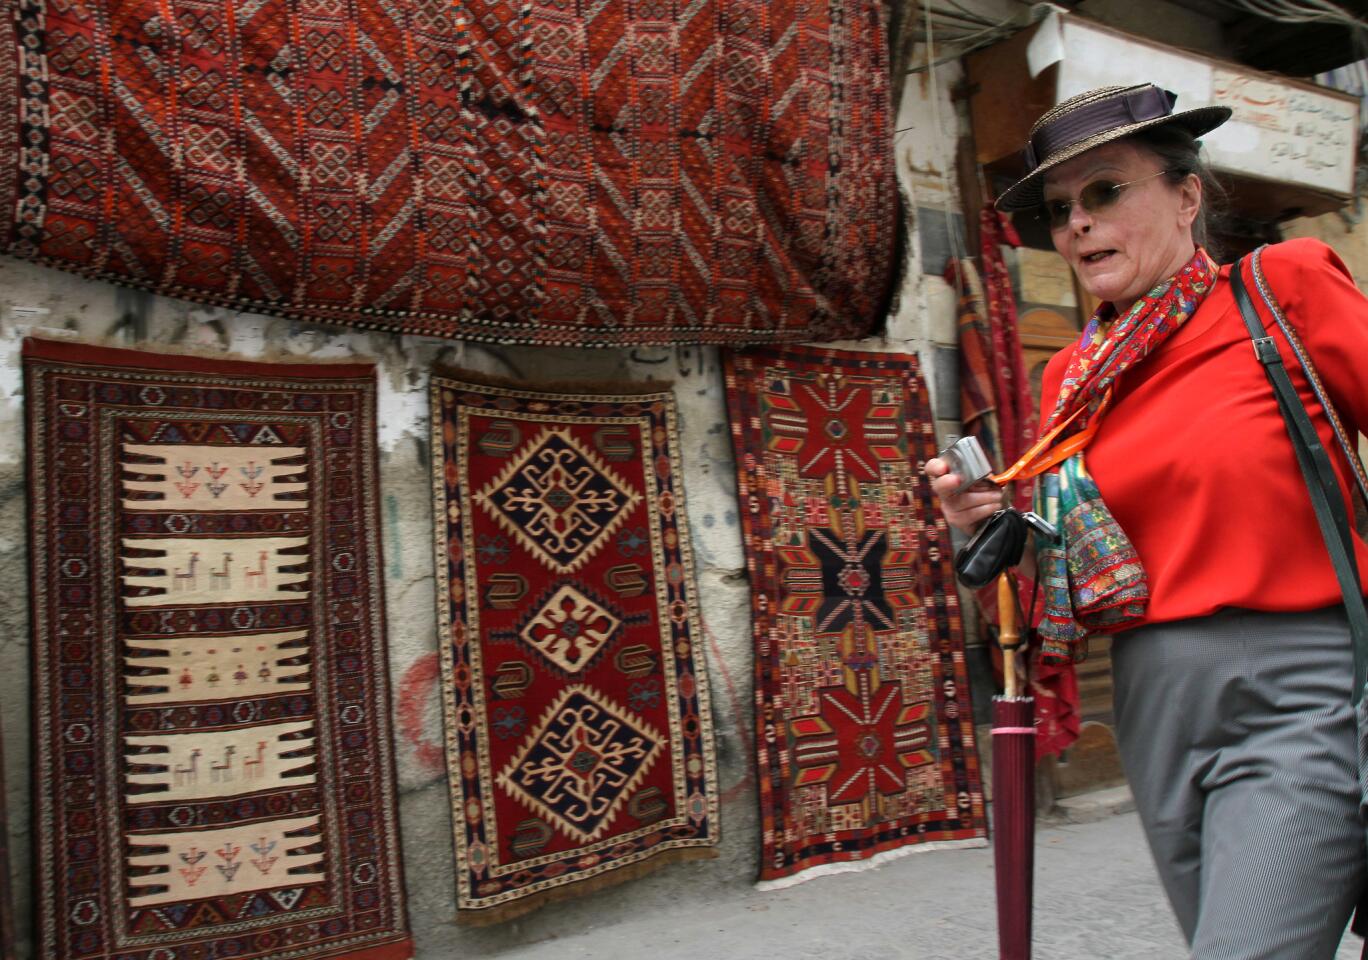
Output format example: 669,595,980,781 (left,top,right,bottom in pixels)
24,338,412,960
725,344,986,887
431,374,719,922
0,0,896,346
